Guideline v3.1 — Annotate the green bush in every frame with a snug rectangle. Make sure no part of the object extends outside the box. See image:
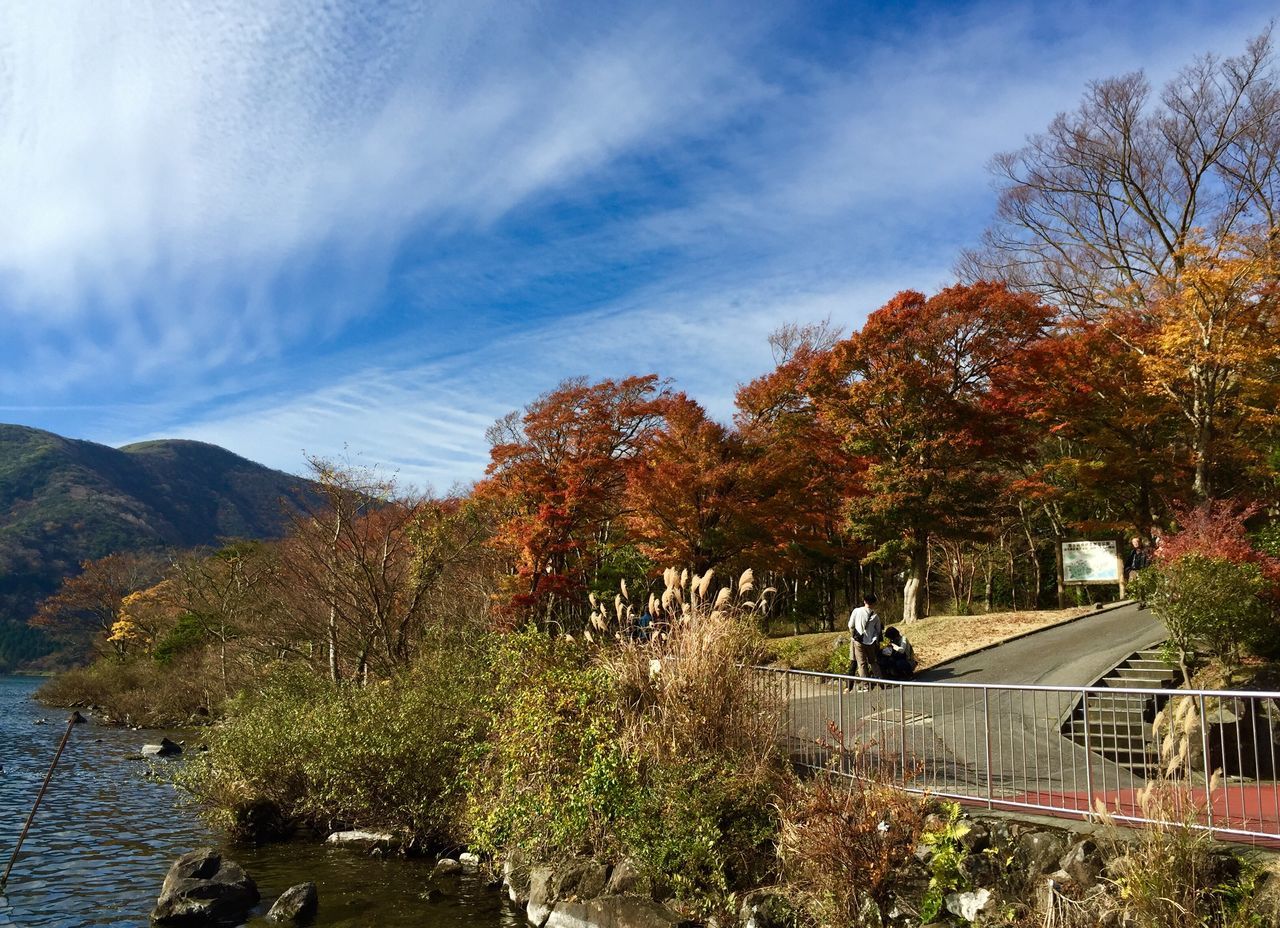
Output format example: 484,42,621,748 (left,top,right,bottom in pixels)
470,571,789,913
467,628,639,863
183,636,487,845
37,652,216,726
1130,554,1274,677
827,638,851,675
